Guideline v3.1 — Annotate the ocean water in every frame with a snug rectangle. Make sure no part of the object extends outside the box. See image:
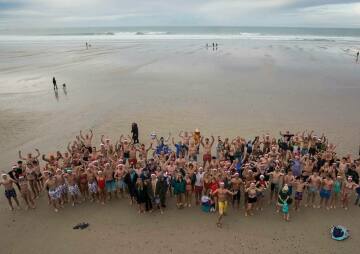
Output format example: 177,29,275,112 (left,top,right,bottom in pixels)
0,26,360,42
